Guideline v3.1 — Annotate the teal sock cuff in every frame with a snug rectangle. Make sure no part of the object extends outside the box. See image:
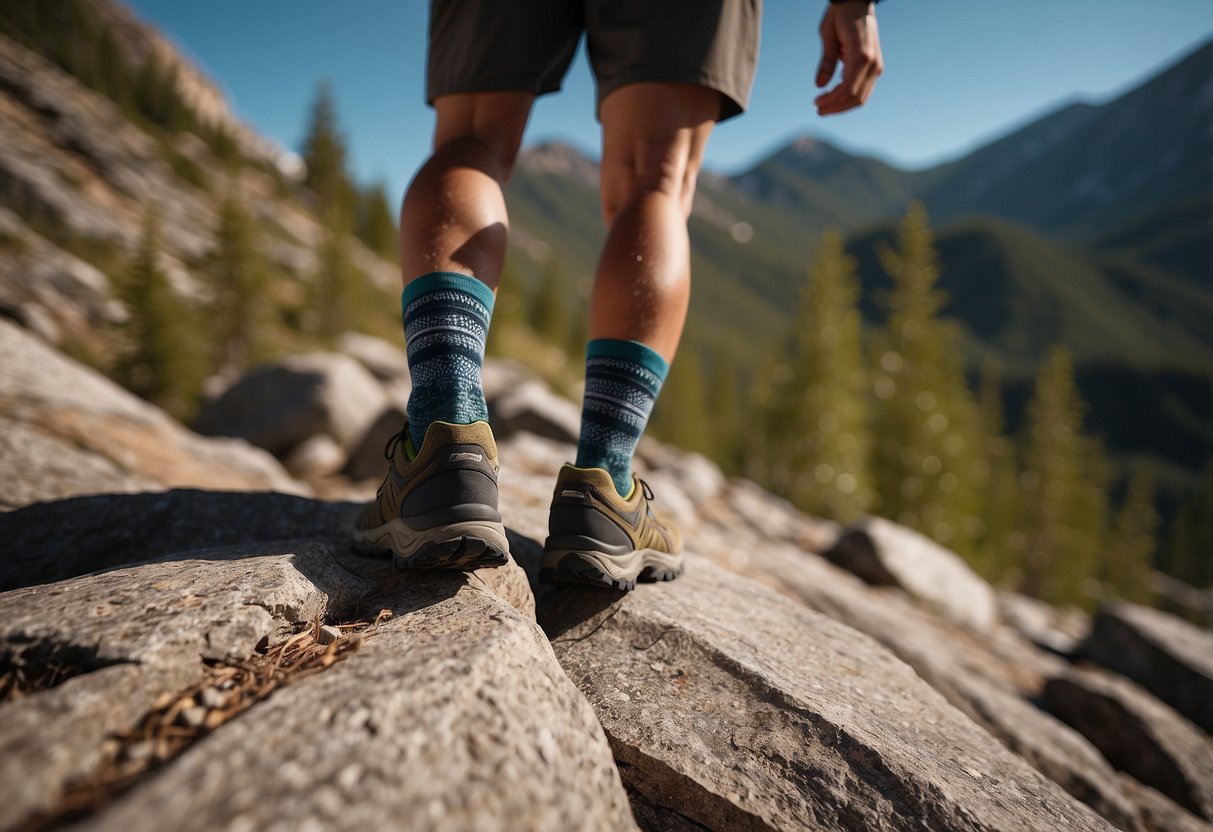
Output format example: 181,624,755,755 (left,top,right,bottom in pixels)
402,271,496,312
586,338,669,381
